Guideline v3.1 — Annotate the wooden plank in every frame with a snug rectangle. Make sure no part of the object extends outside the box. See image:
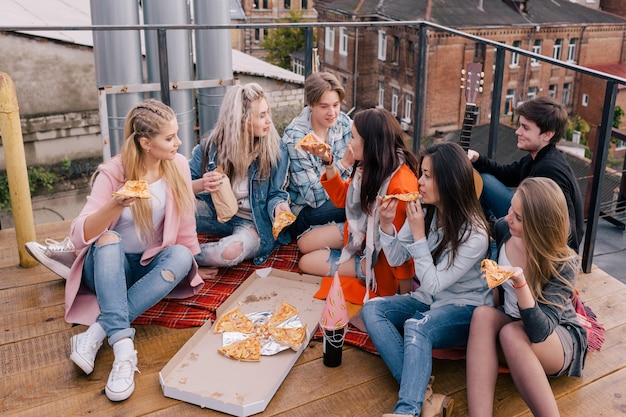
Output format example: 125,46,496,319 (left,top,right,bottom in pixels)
0,220,71,269
0,280,65,314
0,304,69,345
0,264,63,290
